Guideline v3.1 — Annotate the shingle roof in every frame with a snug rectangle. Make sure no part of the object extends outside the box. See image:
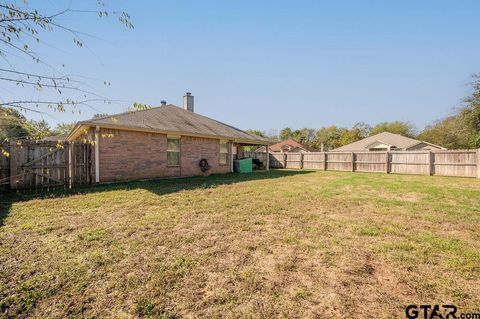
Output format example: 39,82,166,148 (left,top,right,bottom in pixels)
71,105,269,144
332,132,433,151
269,138,310,152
